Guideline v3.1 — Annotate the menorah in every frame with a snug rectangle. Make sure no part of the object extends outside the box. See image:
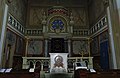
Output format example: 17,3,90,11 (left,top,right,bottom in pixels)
78,38,93,66
79,50,88,58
